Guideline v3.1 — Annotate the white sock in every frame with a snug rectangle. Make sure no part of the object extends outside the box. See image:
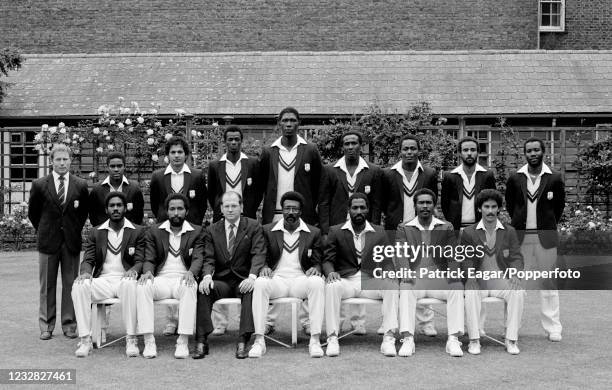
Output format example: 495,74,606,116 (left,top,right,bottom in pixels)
144,333,154,342
177,334,188,344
